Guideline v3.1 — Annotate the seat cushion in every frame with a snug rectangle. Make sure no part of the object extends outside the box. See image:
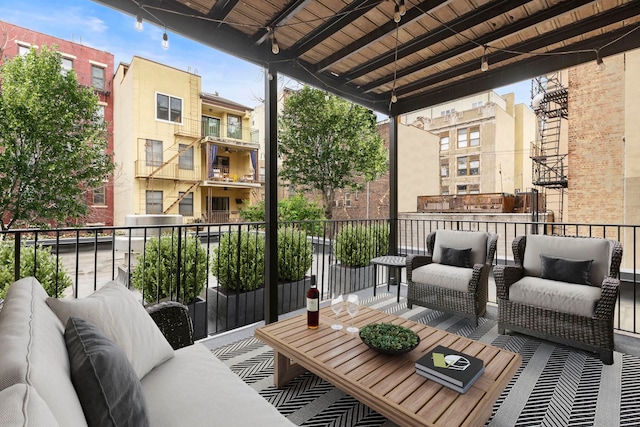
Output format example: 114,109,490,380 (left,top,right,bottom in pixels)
509,276,602,317
65,317,150,427
411,264,473,293
46,281,174,380
432,230,488,267
0,384,60,427
141,343,295,427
